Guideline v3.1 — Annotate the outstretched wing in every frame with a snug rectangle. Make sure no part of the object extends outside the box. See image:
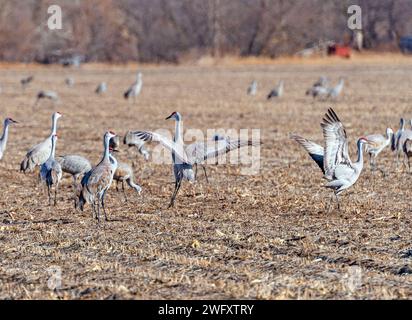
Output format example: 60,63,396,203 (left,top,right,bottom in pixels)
185,138,260,164
290,134,324,174
131,131,188,163
321,108,351,179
